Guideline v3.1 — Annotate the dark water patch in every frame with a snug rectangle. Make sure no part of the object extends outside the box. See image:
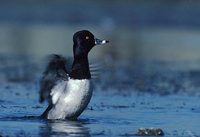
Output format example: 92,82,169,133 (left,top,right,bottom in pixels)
190,107,200,113
92,130,105,136
150,106,165,110
32,106,43,109
119,133,136,137
0,99,13,104
0,115,42,122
